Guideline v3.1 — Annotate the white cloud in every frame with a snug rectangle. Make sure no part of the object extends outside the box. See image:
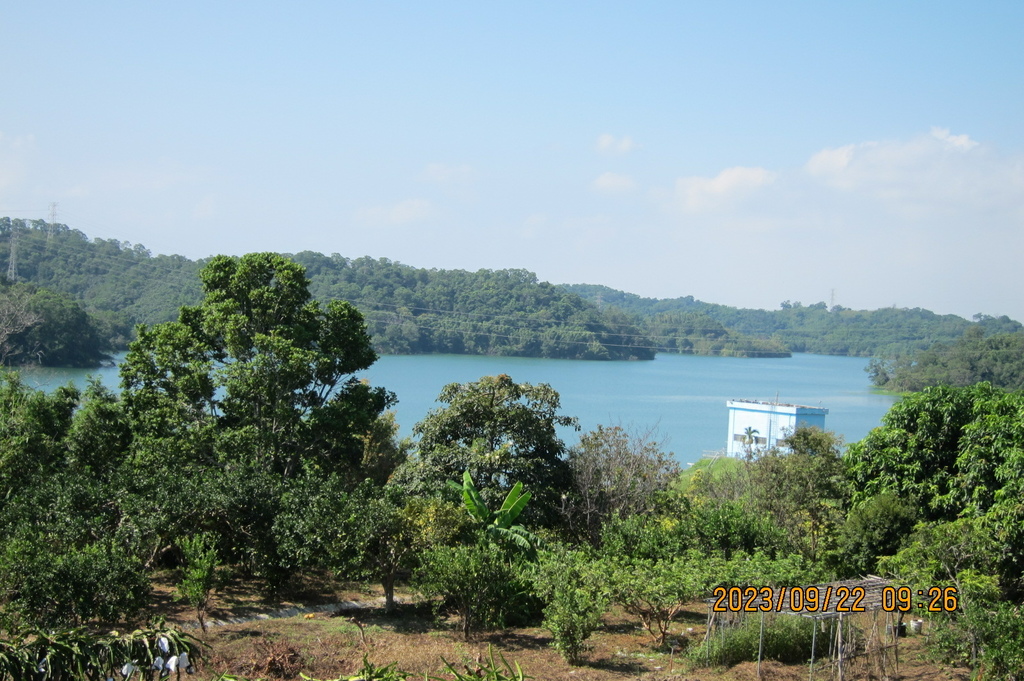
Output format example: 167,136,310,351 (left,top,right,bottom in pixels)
356,198,433,226
930,126,979,151
592,172,636,194
806,144,857,177
801,129,1022,216
422,163,475,184
596,133,635,154
673,166,776,211
638,129,1024,320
